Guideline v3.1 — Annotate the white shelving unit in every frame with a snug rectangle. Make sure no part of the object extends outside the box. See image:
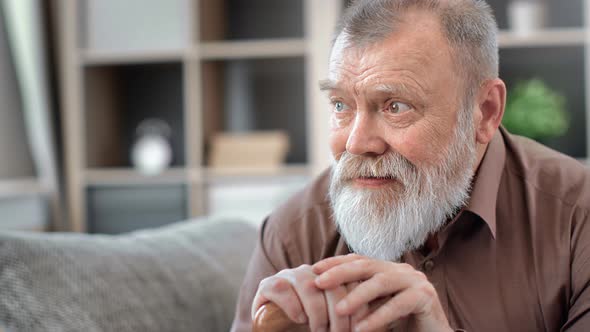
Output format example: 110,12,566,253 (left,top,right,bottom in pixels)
57,0,340,232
